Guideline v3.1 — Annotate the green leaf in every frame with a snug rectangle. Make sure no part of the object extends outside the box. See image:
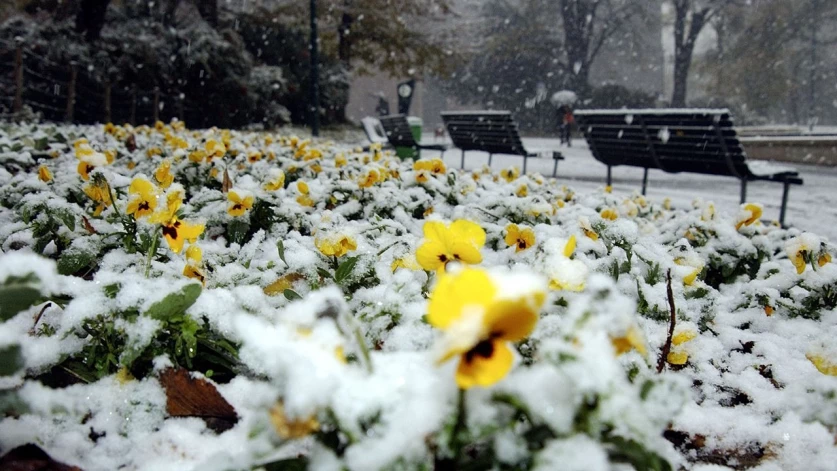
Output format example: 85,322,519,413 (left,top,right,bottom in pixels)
57,250,96,276
104,283,121,299
145,284,202,321
335,256,359,284
276,240,288,267
34,137,49,151
283,289,302,301
225,219,250,246
317,267,333,280
605,435,672,471
54,209,75,232
0,274,43,322
261,457,309,471
0,345,23,376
